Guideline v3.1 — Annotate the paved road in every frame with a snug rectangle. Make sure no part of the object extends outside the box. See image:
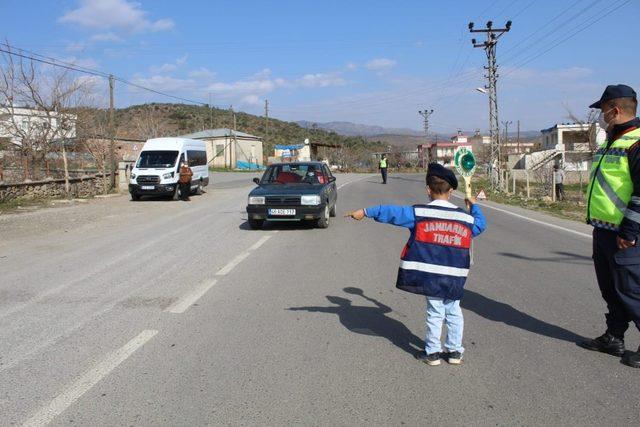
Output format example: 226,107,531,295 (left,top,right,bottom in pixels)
1,172,638,425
